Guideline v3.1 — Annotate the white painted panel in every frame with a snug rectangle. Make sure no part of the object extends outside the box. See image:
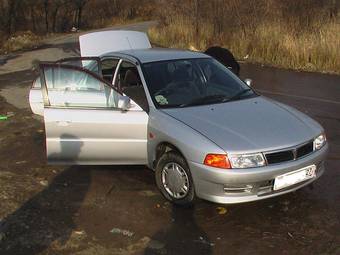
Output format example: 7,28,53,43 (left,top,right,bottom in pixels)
44,108,148,165
29,89,44,116
79,30,151,57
